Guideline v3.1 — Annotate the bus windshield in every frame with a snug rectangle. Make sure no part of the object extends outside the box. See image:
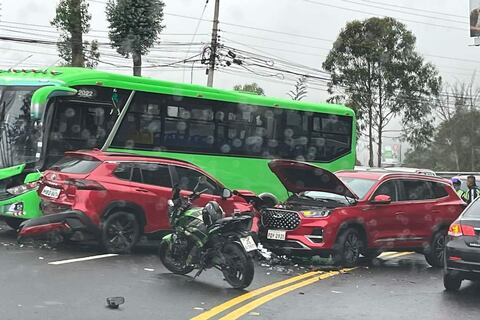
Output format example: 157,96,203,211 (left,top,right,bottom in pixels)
0,86,42,169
